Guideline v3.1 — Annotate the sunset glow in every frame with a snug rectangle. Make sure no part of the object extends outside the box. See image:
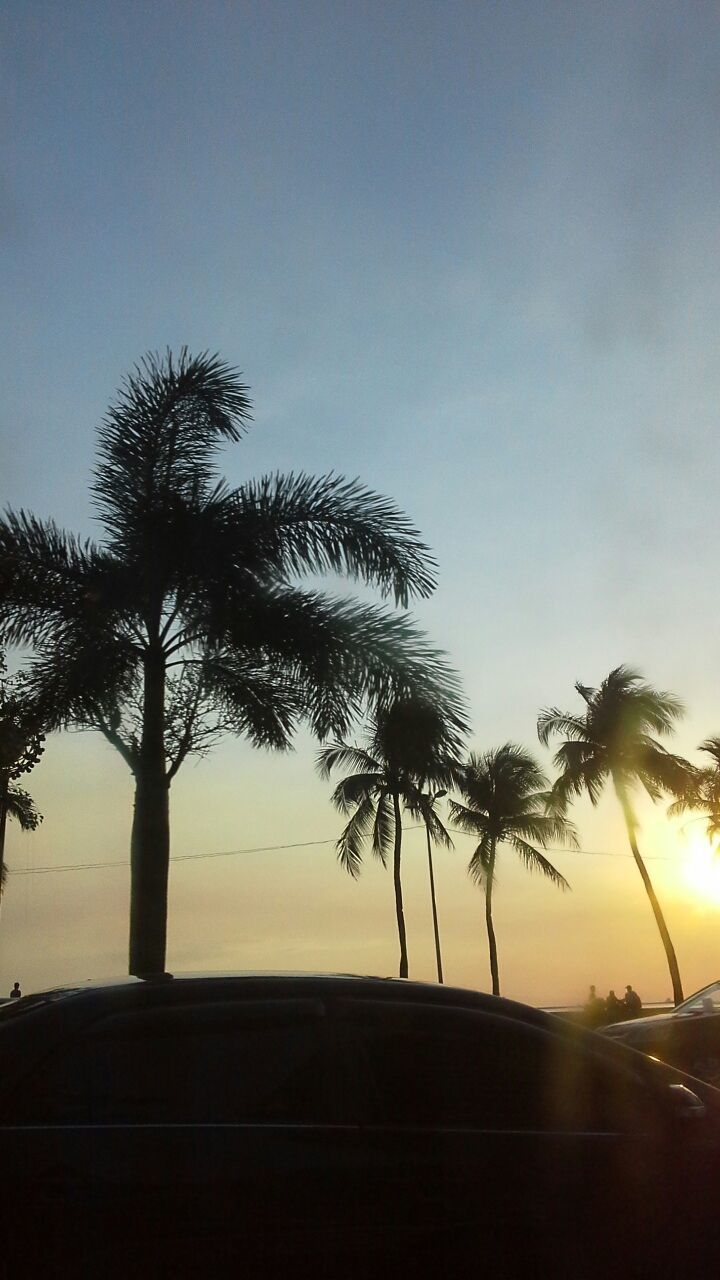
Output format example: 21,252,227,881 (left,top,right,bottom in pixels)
681,833,720,908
